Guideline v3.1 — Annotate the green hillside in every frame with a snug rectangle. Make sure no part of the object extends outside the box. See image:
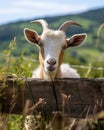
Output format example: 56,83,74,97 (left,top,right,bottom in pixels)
0,7,104,66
